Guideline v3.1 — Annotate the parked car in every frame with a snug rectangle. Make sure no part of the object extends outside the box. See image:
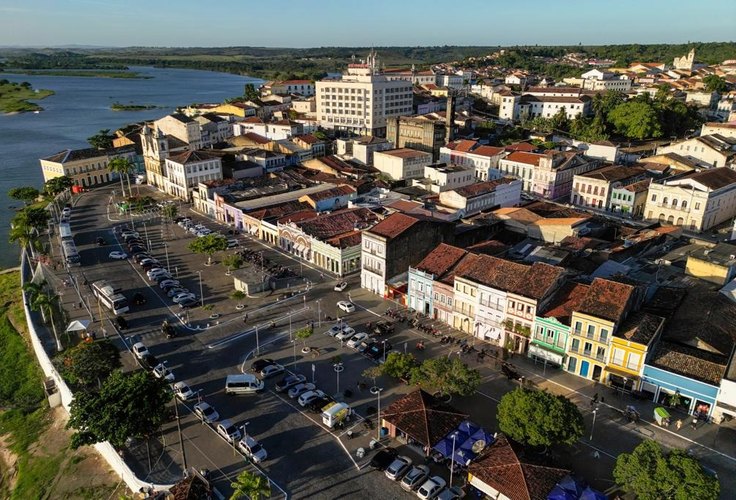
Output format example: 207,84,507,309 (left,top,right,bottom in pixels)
370,447,398,470
161,283,184,293
385,455,413,481
115,316,128,330
335,327,356,341
121,231,139,239
146,268,167,278
153,363,175,382
216,419,242,444
401,465,430,492
346,332,370,349
334,281,348,292
436,486,463,500
288,382,316,399
139,353,159,371
193,402,219,423
357,338,376,354
366,341,392,361
172,381,195,401
132,342,149,359
374,320,395,336
167,287,189,298
109,251,128,260
159,279,181,289
416,476,447,499
172,293,196,304
133,253,152,263
306,395,335,413
251,358,275,372
327,323,350,337
237,436,268,463
178,297,199,309
152,273,174,284
275,373,306,393
259,363,285,379
337,300,355,313
298,389,327,407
